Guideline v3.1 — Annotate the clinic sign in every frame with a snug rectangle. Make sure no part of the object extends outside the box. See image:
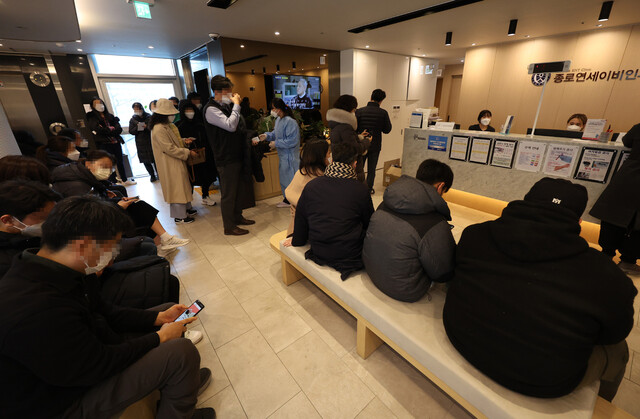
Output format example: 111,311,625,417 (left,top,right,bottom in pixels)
553,68,639,83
